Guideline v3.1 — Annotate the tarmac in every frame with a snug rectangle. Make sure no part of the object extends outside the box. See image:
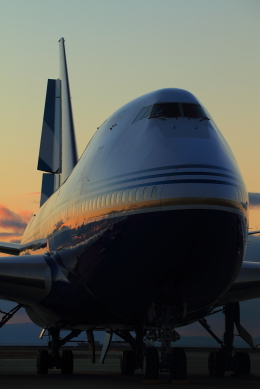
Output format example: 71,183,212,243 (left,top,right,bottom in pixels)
0,347,259,389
